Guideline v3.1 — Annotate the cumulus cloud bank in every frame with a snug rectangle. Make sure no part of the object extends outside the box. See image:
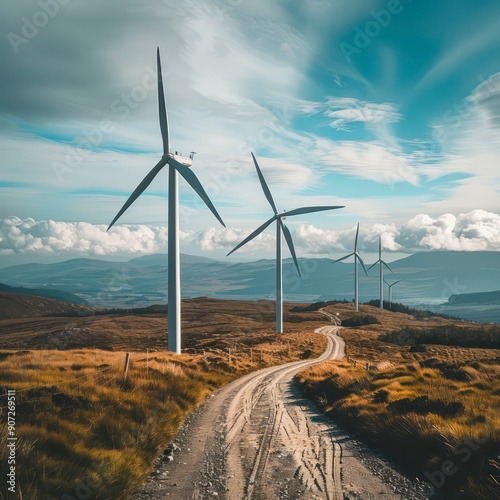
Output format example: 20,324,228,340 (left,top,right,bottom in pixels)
0,217,185,257
0,211,499,260
293,210,500,254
